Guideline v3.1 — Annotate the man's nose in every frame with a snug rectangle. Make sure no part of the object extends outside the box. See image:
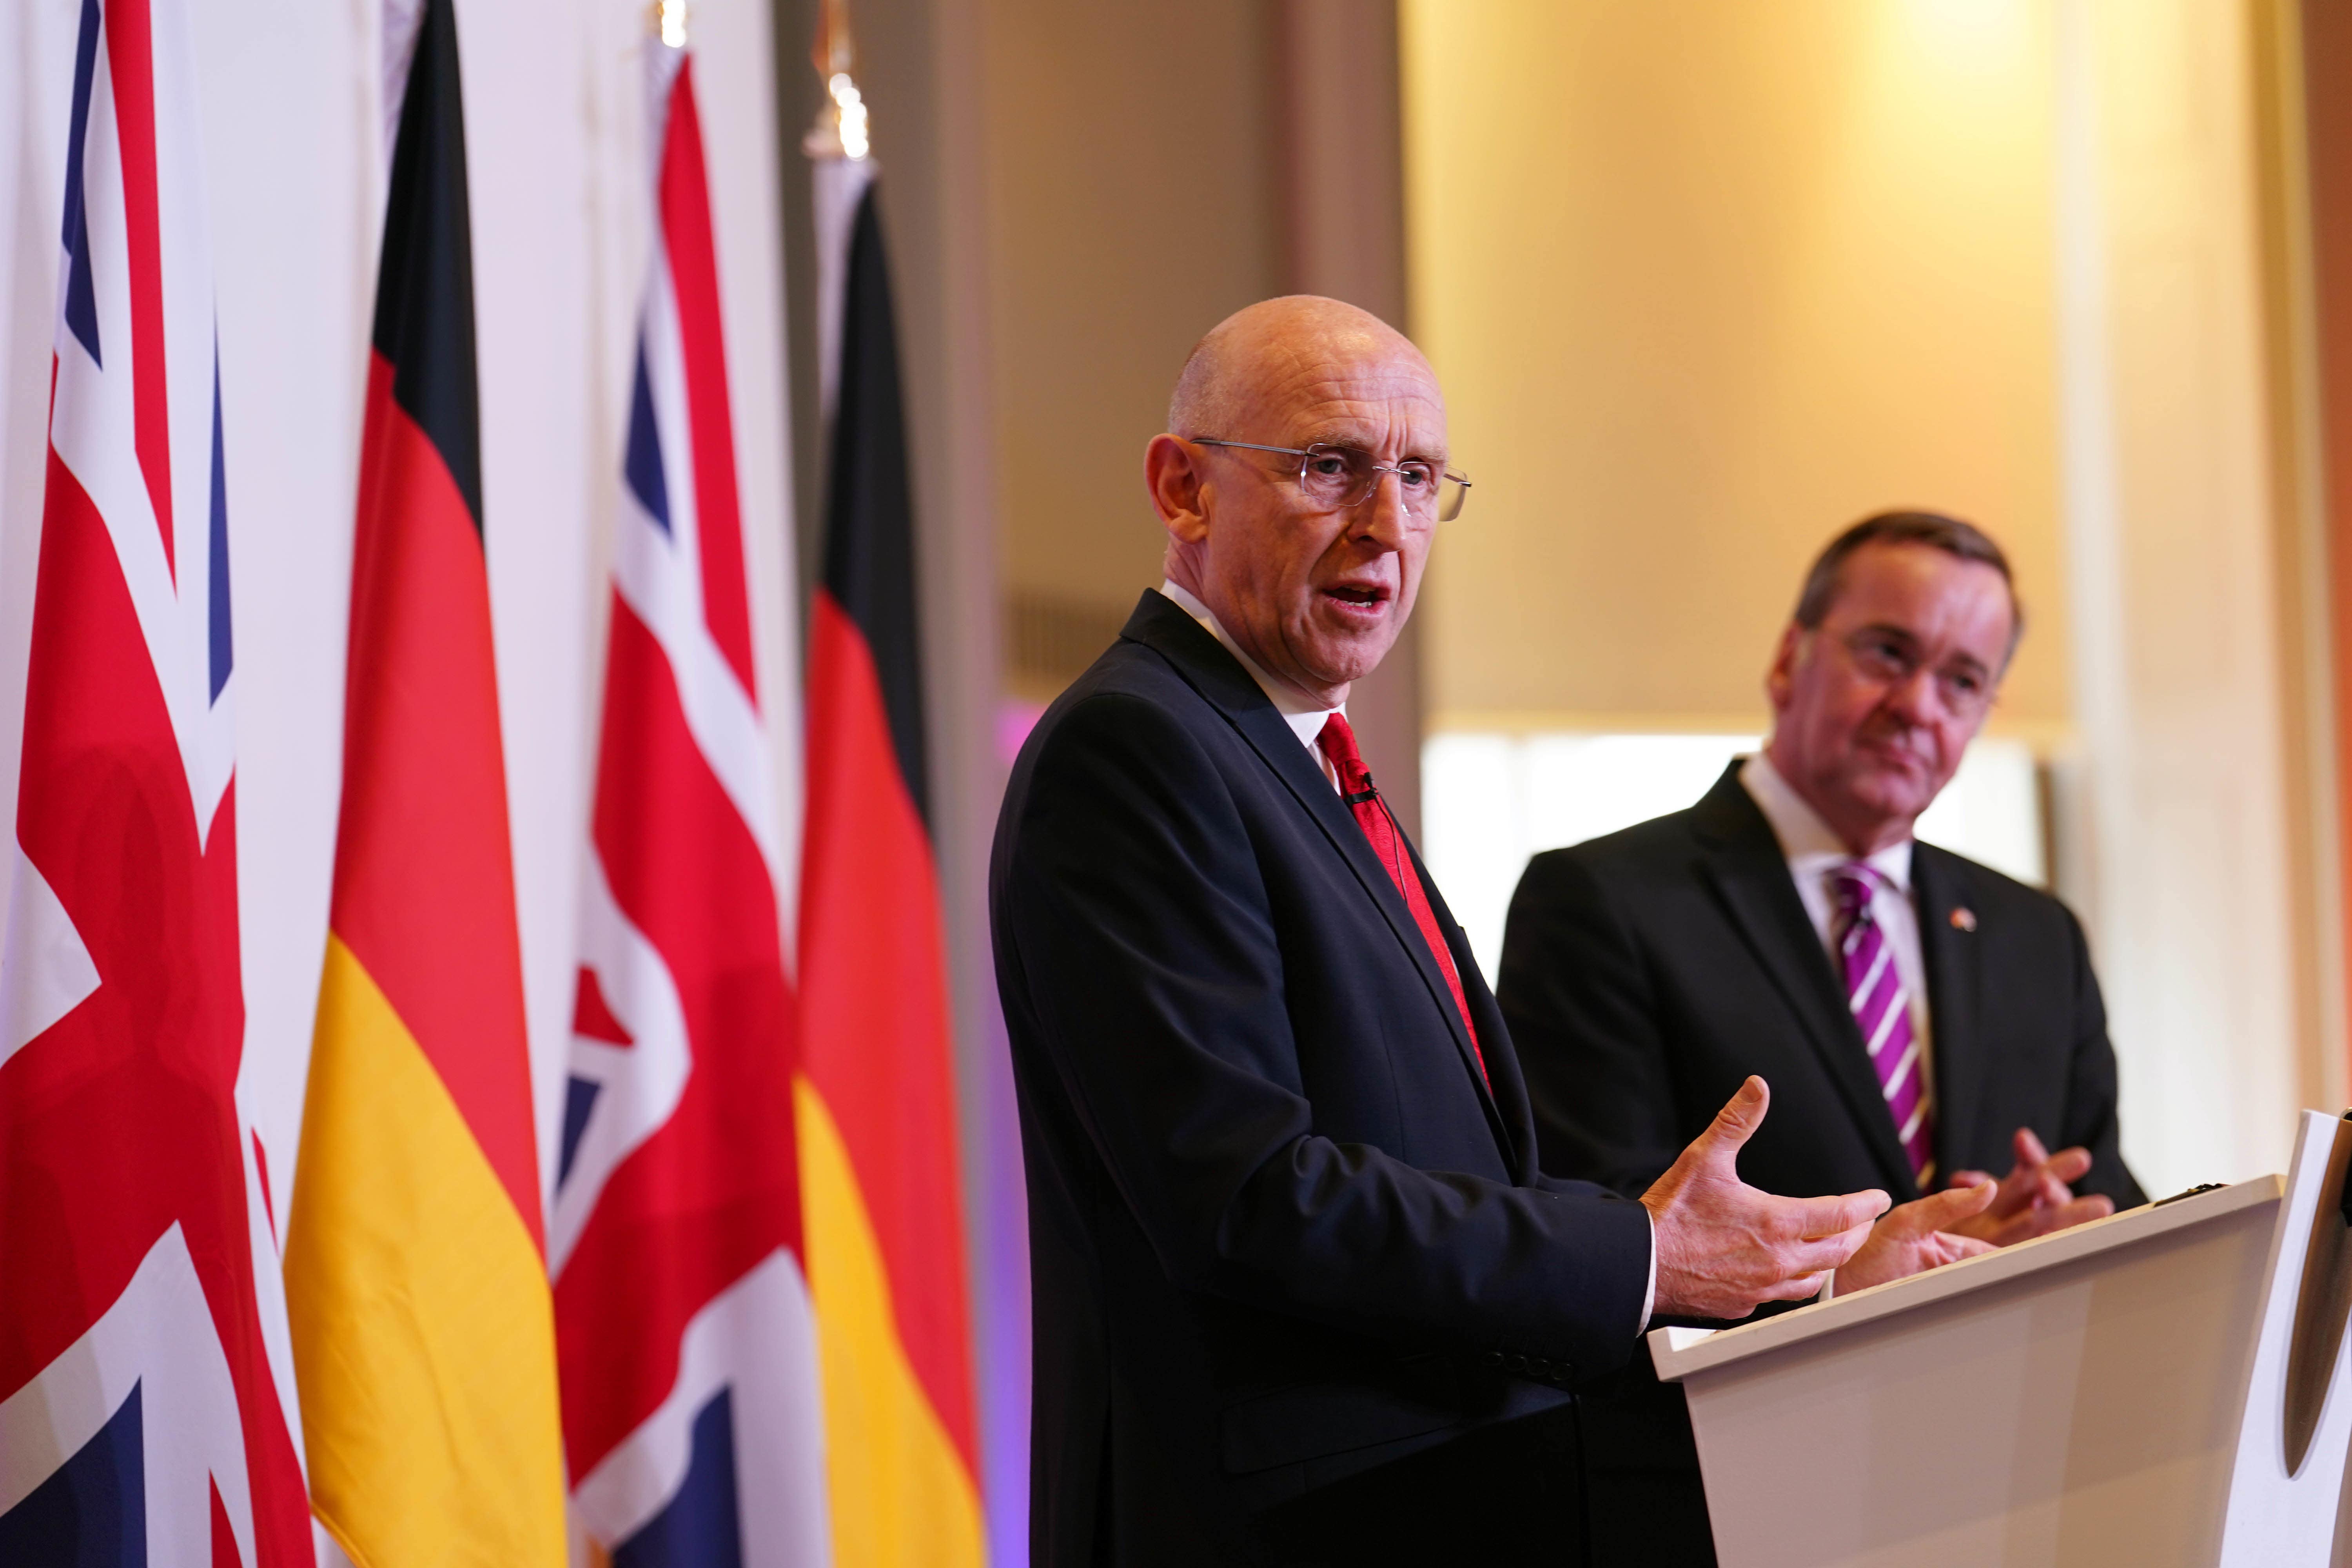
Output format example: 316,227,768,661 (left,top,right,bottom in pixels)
1349,469,1412,550
1884,664,1942,723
